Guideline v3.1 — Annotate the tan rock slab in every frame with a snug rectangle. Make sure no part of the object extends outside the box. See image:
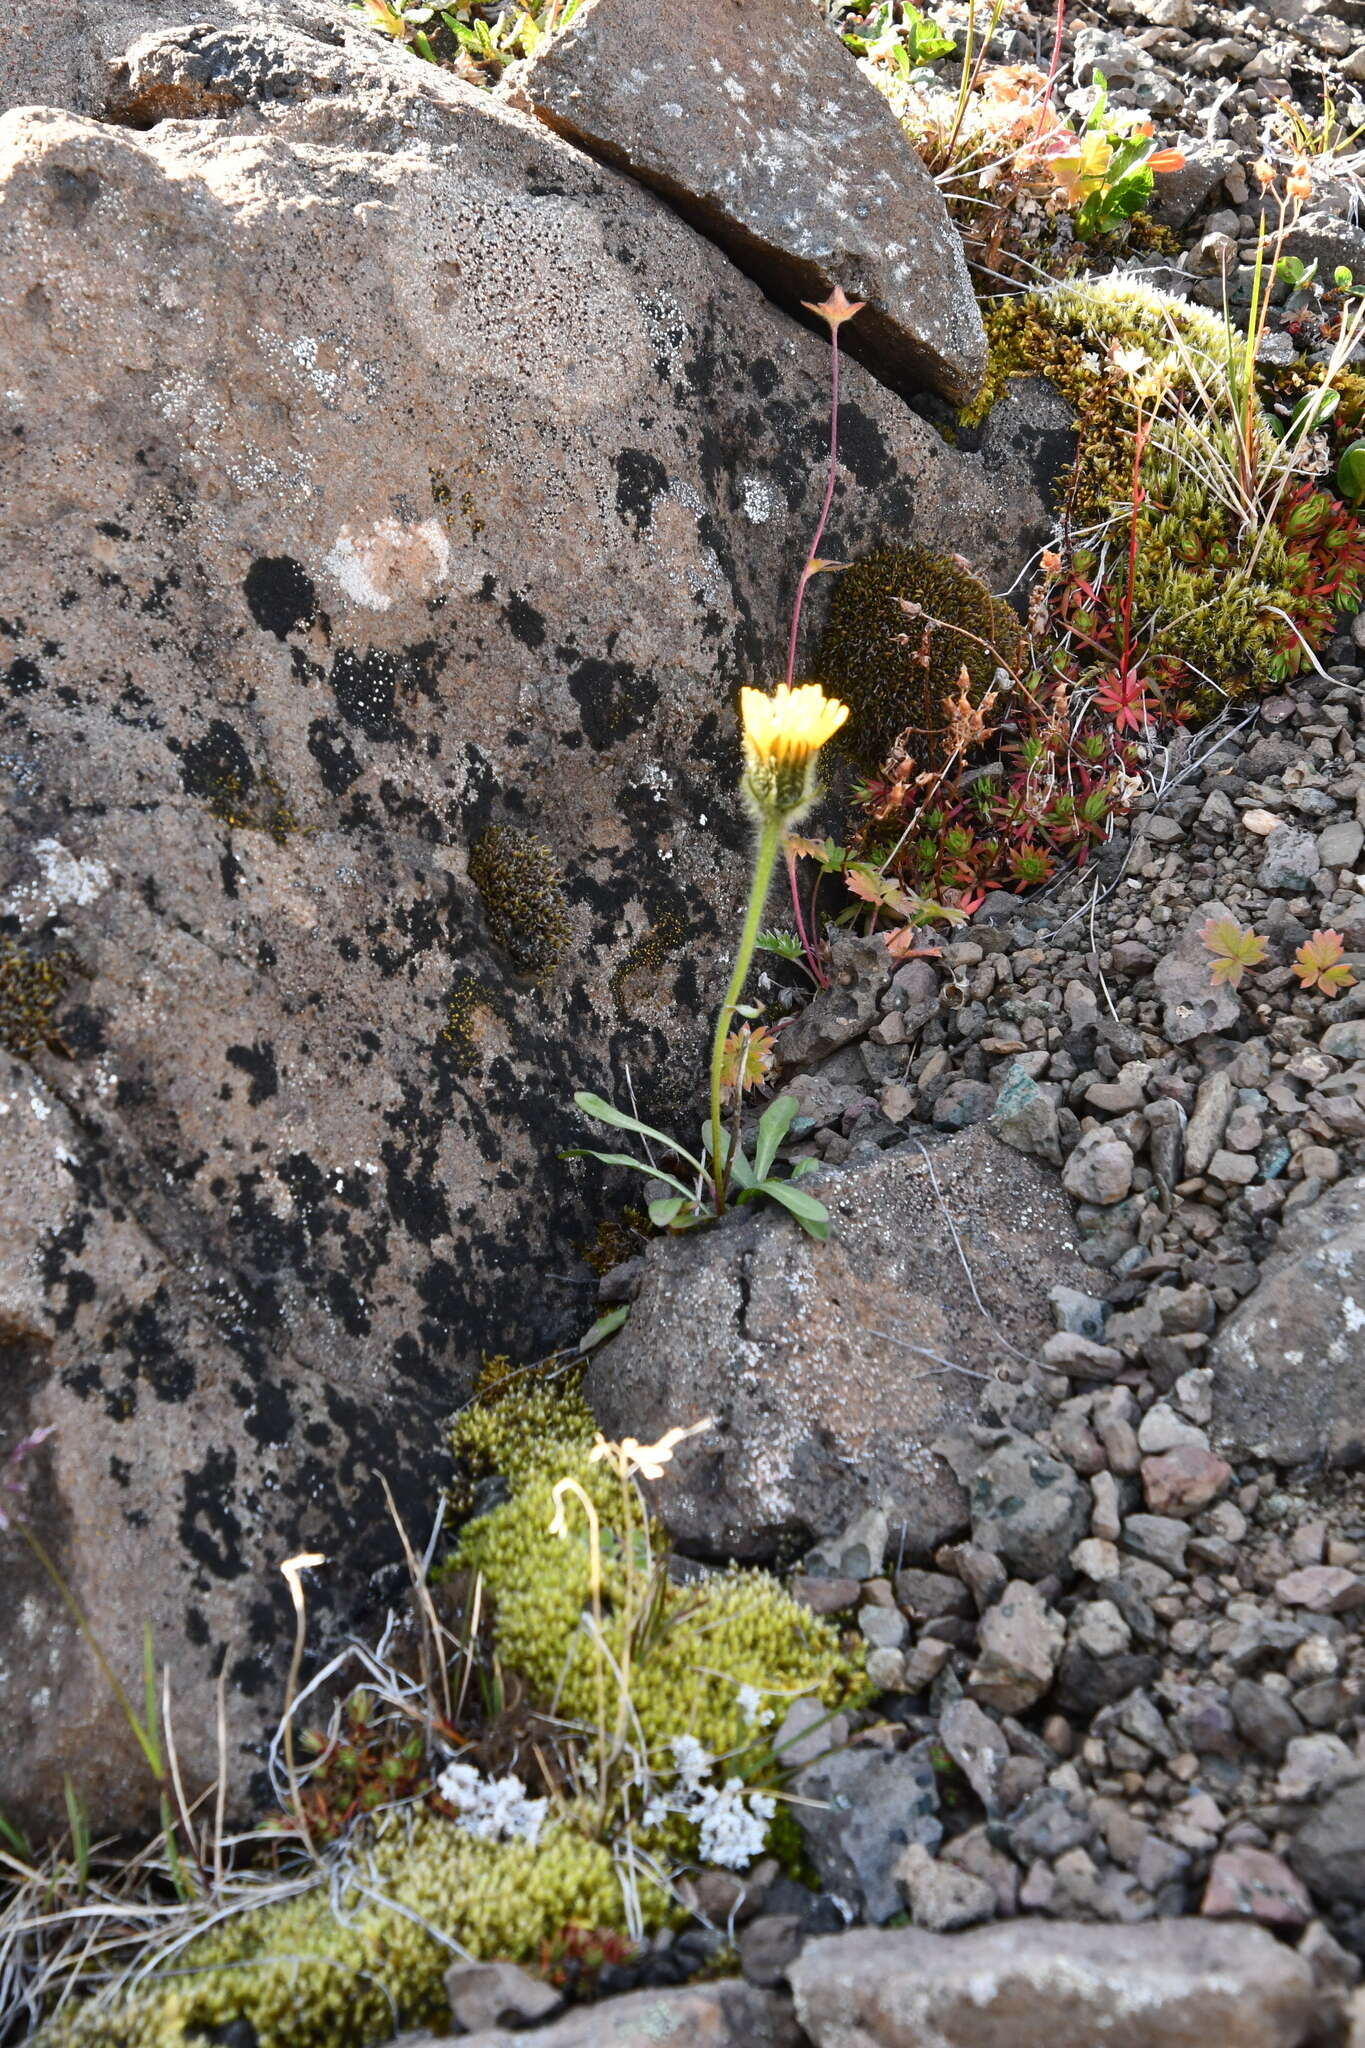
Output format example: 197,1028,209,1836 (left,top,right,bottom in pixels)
519,0,986,403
